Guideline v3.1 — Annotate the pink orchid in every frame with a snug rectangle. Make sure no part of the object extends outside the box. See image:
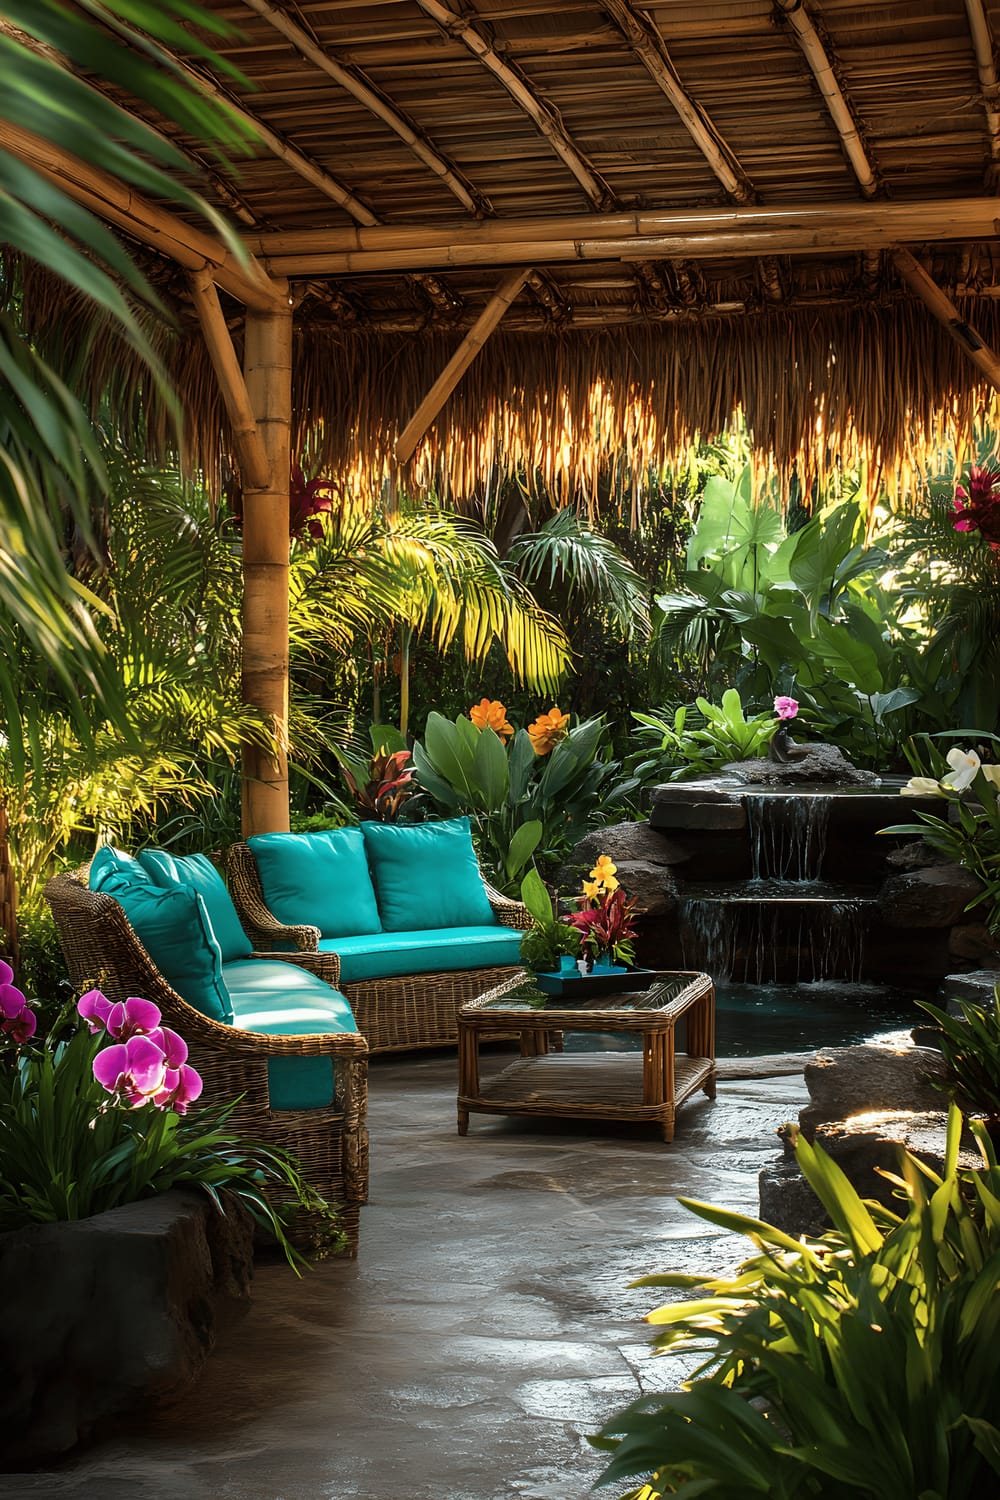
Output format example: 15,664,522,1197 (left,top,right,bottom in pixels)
105,997,162,1041
151,1063,204,1115
774,696,799,721
0,975,37,1043
92,1035,167,1108
147,1025,188,1069
77,989,113,1034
